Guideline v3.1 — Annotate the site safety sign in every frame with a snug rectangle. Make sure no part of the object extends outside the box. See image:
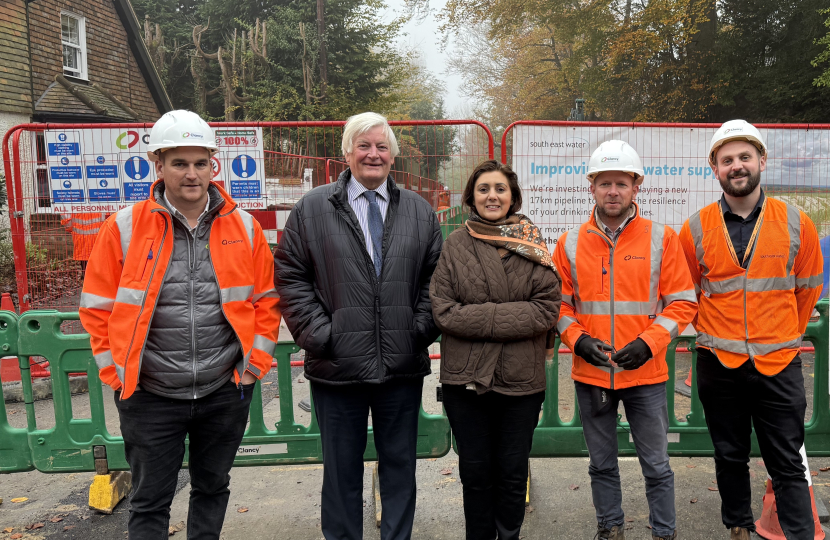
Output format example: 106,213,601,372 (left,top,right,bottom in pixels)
511,125,830,247
45,127,266,212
